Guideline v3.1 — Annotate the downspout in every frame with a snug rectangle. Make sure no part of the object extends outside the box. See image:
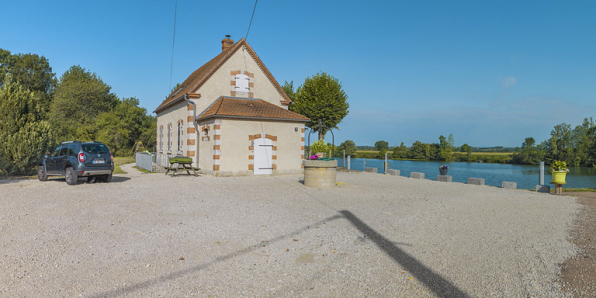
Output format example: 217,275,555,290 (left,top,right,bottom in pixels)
183,94,200,170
